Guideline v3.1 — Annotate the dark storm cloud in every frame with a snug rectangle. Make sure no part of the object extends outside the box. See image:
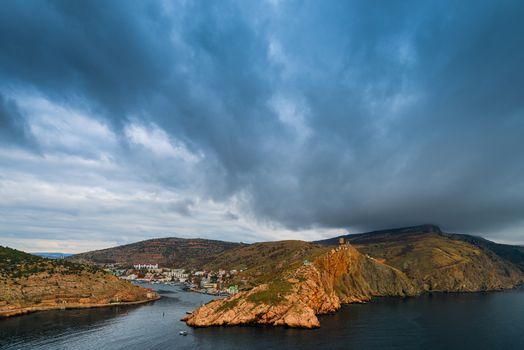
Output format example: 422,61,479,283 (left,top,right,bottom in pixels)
1,0,524,242
0,93,32,147
239,0,524,236
0,0,172,120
